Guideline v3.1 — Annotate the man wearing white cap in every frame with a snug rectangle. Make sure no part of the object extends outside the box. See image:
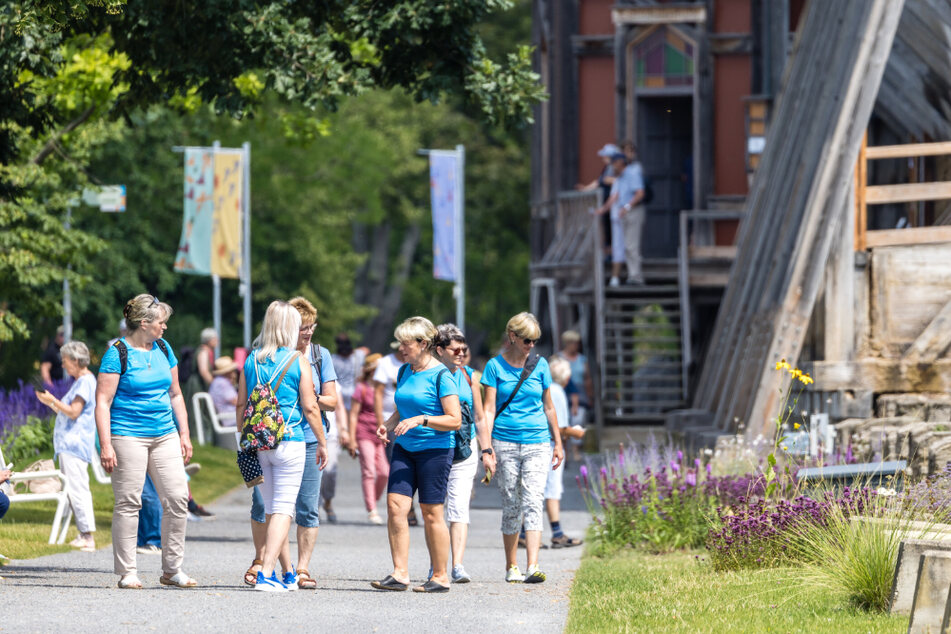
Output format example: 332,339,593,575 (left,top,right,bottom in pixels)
596,149,646,287
578,143,621,256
